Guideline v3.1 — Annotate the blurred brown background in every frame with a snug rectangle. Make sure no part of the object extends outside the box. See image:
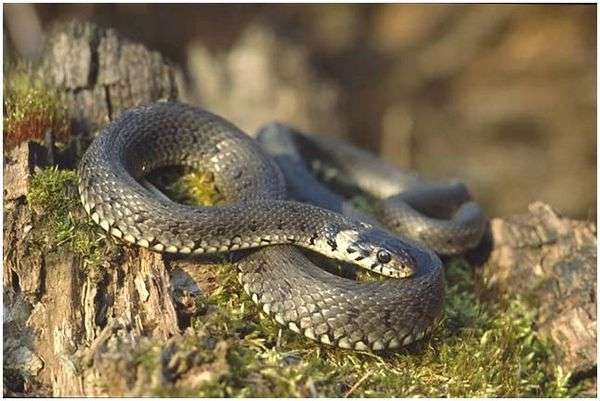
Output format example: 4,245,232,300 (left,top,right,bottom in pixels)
5,4,596,219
